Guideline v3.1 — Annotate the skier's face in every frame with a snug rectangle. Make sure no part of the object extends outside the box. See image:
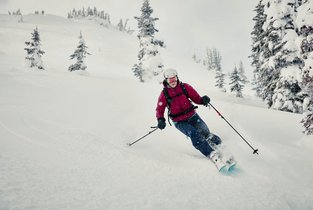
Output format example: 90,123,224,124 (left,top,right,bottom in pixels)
167,76,178,88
